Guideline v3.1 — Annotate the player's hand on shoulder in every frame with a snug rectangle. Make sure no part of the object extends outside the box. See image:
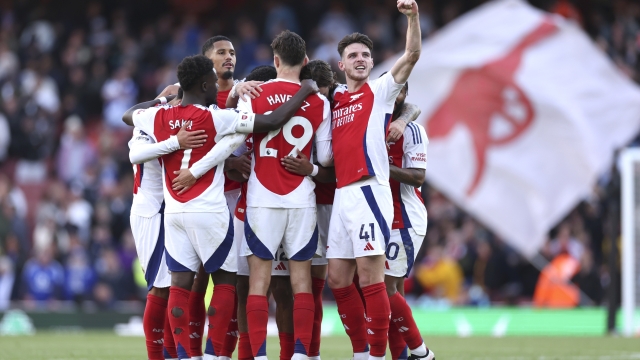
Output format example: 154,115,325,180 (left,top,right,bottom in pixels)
397,0,418,16
387,119,407,142
281,149,314,176
301,79,319,95
176,121,208,149
172,169,197,195
235,81,264,101
156,84,181,99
